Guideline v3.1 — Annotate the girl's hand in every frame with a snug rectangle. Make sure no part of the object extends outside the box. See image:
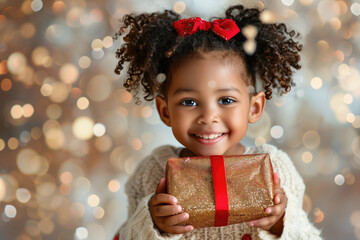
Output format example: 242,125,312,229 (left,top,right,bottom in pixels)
247,172,287,236
148,177,194,234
